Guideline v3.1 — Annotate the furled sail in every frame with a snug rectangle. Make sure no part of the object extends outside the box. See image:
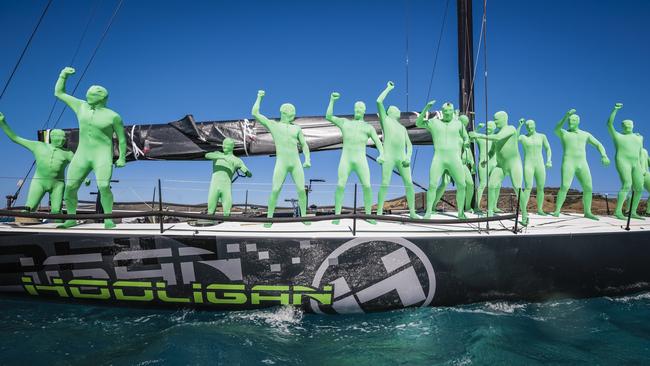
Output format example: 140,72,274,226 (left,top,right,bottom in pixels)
39,112,433,161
